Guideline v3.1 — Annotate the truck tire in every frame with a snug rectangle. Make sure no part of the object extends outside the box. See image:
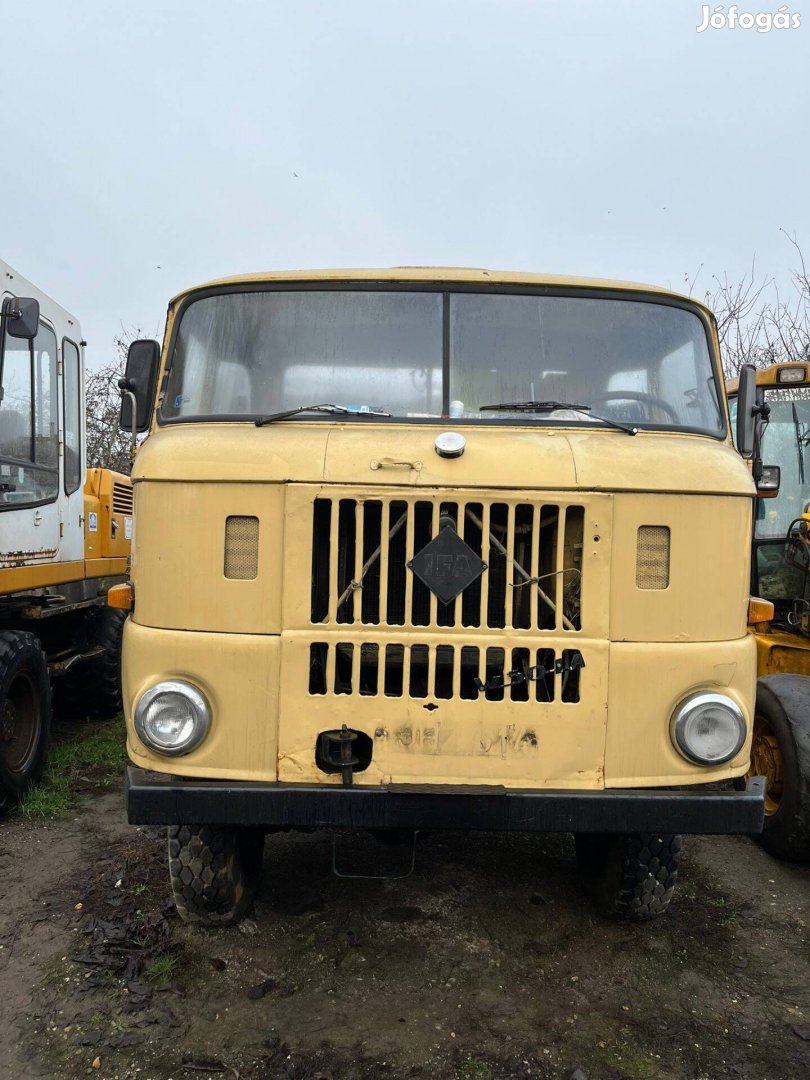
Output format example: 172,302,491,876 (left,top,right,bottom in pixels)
751,677,810,862
0,631,51,812
51,608,126,721
87,608,126,719
168,824,265,925
575,832,682,920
